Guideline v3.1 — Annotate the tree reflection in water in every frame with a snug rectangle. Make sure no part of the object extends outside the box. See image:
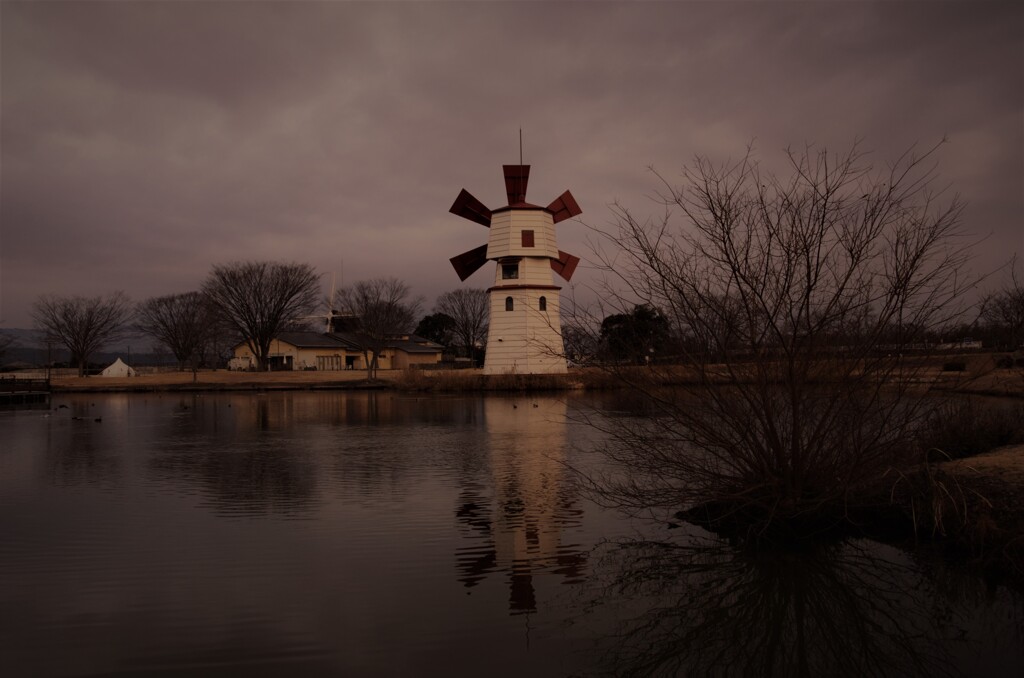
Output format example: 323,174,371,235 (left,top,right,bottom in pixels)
147,396,320,516
580,534,1010,678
